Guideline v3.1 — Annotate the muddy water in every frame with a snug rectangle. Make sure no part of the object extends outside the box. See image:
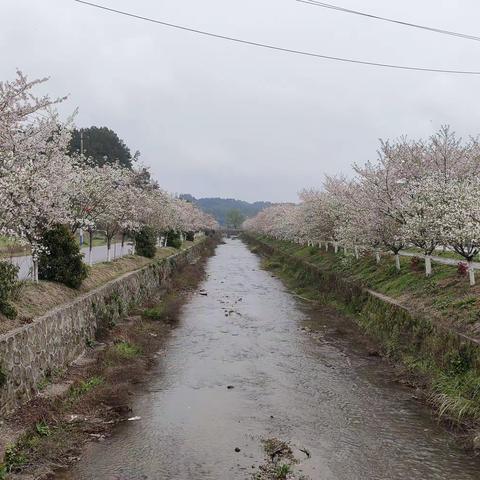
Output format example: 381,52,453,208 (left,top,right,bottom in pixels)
61,238,480,479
